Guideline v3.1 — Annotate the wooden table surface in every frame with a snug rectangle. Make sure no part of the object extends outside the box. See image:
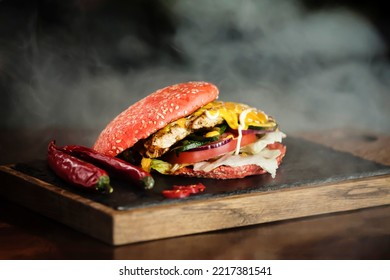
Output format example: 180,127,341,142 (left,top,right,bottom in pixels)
0,128,389,260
